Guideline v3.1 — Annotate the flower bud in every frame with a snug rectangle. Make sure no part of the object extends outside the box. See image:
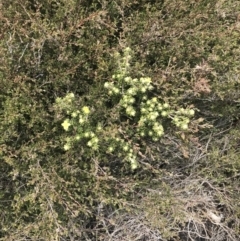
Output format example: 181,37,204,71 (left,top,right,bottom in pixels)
188,109,195,116
161,111,168,117
123,145,129,151
113,87,120,94
104,82,110,88
71,112,78,118
163,103,169,109
64,144,71,151
140,131,145,137
124,76,132,83
148,130,153,136
82,106,90,115
108,146,114,152
87,141,93,147
84,132,90,138
180,123,188,130
152,97,158,103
